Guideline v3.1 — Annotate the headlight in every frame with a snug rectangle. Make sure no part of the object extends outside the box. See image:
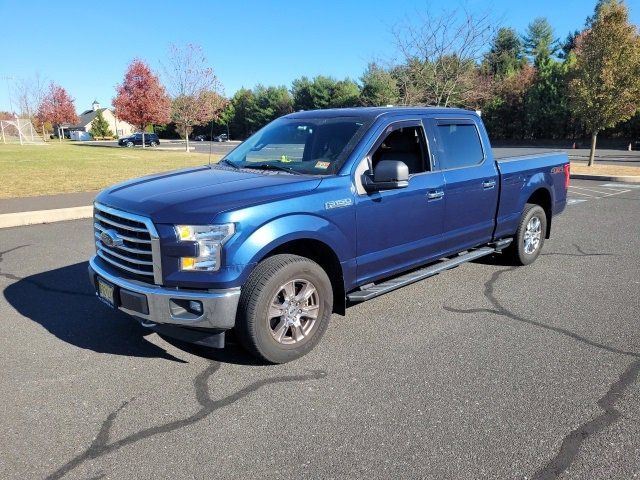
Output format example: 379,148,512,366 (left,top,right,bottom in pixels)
175,223,235,272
